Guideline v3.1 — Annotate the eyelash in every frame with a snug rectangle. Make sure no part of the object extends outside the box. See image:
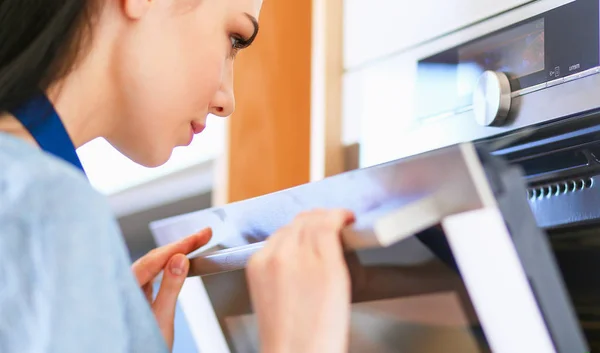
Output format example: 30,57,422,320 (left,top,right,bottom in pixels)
230,34,250,59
